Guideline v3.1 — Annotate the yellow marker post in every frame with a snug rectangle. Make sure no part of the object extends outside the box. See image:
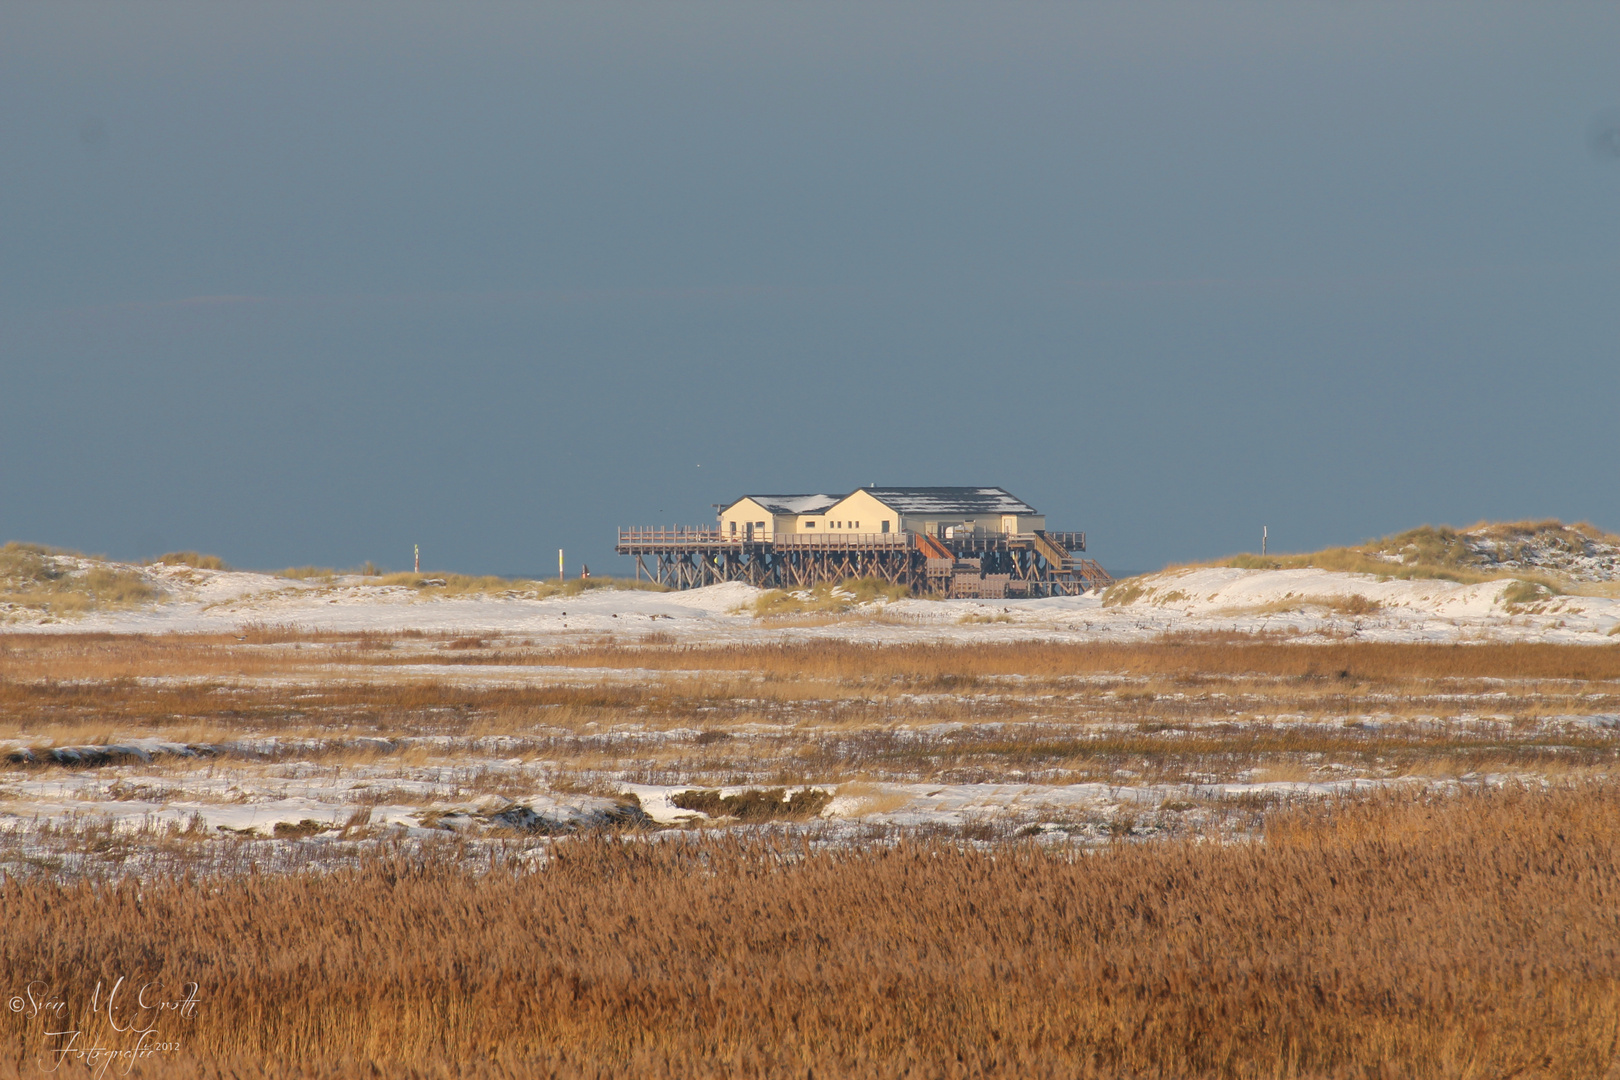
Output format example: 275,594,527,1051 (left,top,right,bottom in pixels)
559,548,564,581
